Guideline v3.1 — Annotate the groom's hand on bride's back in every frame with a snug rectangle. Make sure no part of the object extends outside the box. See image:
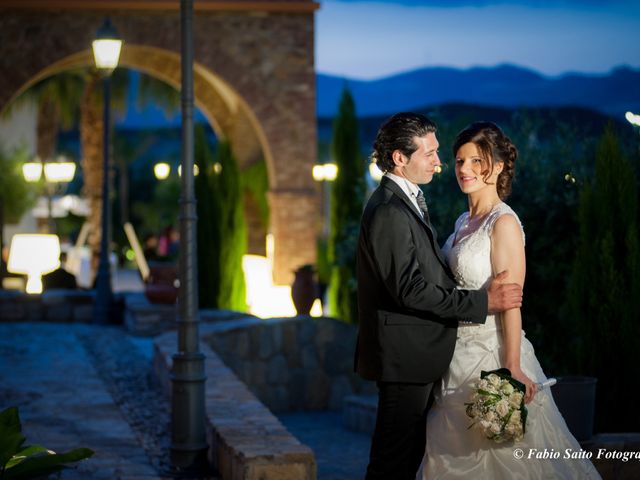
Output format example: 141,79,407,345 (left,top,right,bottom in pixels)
486,270,523,313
